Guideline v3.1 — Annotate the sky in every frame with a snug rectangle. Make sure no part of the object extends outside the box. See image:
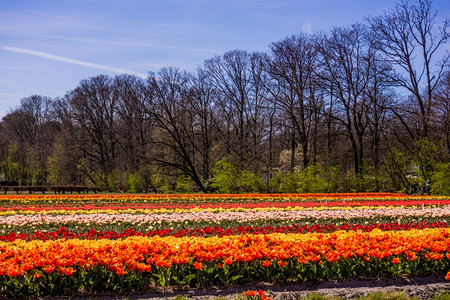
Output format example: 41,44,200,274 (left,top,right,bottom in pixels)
0,0,449,118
